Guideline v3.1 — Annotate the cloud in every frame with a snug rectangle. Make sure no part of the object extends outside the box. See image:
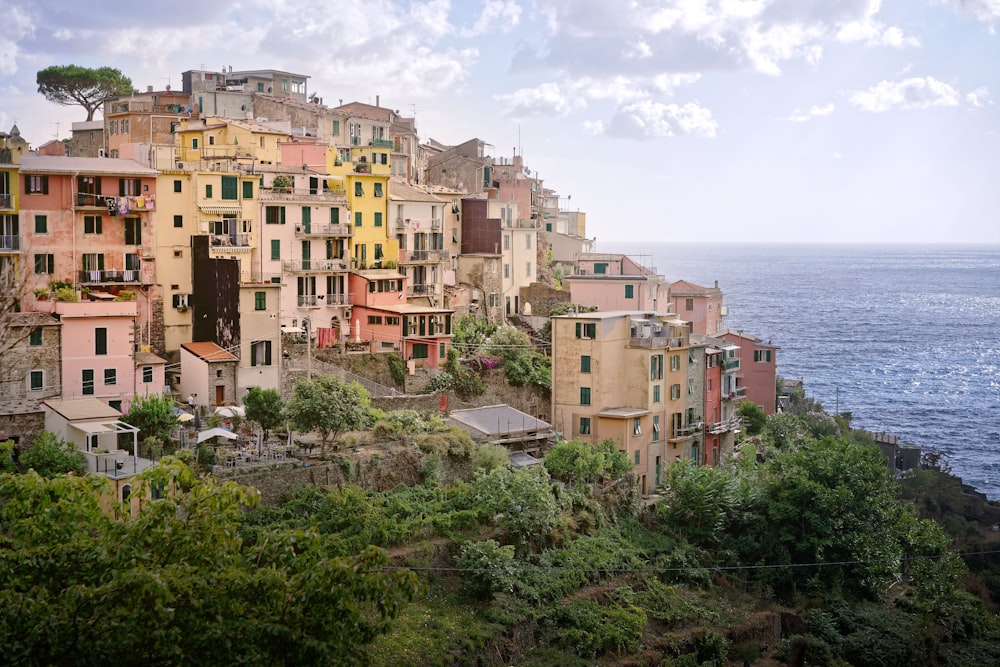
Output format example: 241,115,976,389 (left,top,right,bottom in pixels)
937,0,1000,28
849,76,959,112
462,0,522,37
966,86,992,107
497,82,584,117
789,103,835,122
497,72,686,118
599,101,718,140
836,21,920,47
